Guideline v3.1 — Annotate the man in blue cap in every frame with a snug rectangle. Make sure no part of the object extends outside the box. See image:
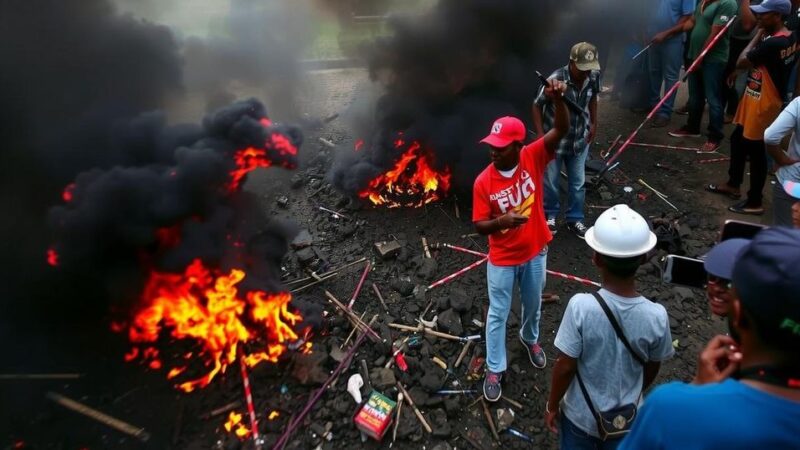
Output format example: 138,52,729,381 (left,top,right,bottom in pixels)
620,227,800,449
